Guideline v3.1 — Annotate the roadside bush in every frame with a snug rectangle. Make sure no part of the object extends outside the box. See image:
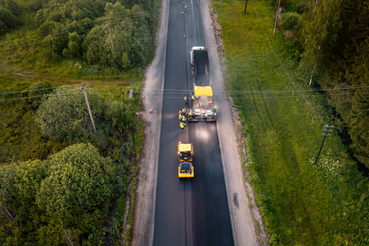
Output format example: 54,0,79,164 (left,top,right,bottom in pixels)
266,0,291,8
280,12,302,57
23,81,53,110
0,19,7,33
36,87,103,141
0,7,17,28
280,12,301,31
